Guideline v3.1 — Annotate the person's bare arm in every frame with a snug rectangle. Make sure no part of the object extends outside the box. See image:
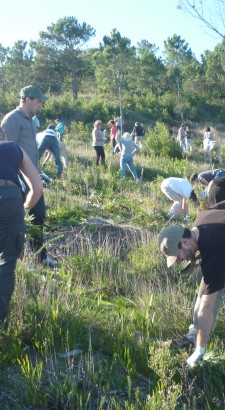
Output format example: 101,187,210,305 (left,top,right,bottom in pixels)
94,129,104,141
182,197,188,217
19,150,43,210
42,149,52,166
196,291,219,347
186,291,218,367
